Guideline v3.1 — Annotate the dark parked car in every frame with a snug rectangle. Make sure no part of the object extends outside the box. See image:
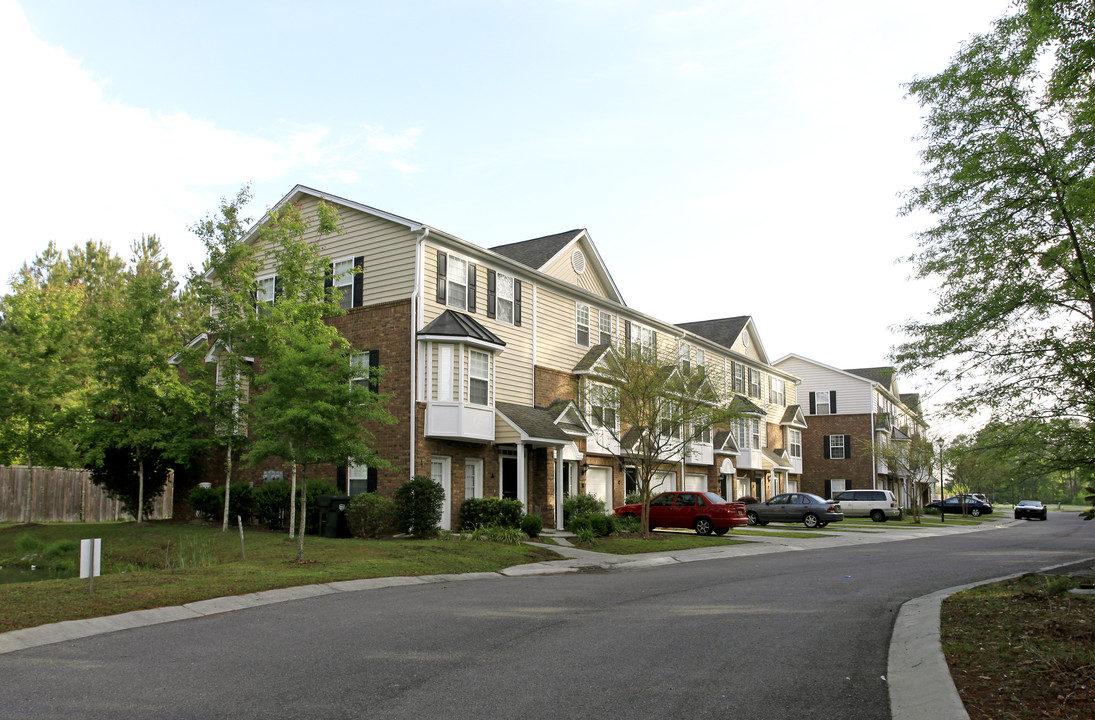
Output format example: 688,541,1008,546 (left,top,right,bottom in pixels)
926,495,994,517
744,493,843,528
613,491,748,535
1014,499,1048,521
